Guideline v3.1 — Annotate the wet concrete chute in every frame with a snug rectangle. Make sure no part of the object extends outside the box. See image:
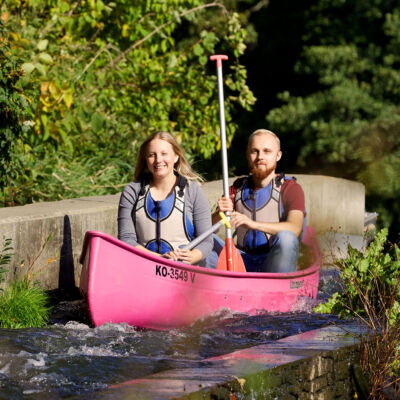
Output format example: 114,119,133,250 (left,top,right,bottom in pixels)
0,299,362,399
